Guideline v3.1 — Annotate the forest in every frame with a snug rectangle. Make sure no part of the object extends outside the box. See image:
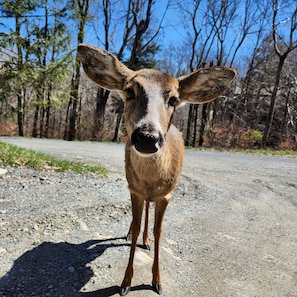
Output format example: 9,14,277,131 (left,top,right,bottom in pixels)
0,0,297,150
